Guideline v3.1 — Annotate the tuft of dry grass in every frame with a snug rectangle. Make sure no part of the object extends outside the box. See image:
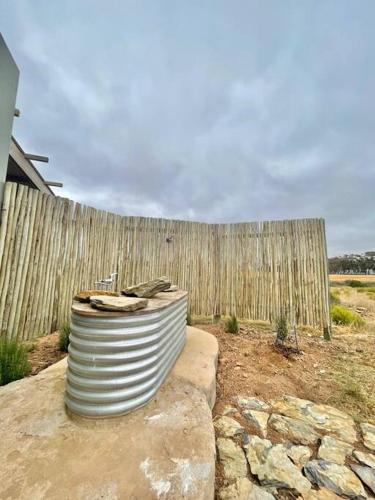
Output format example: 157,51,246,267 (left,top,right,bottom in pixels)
328,354,375,424
330,274,375,283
